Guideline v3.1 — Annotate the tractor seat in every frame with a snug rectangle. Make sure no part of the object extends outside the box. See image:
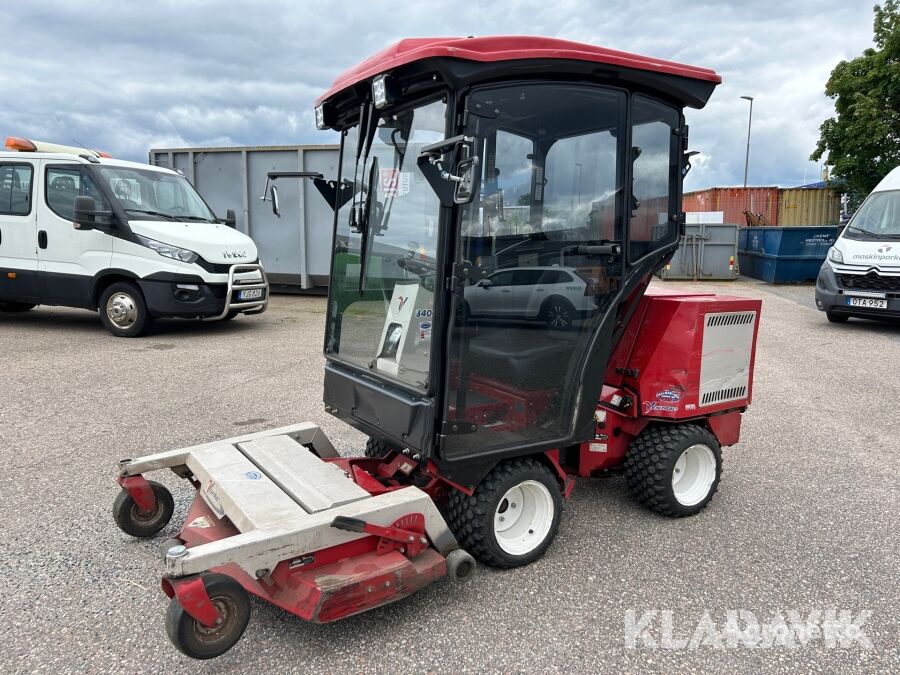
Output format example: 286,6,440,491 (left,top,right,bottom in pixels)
466,329,573,390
